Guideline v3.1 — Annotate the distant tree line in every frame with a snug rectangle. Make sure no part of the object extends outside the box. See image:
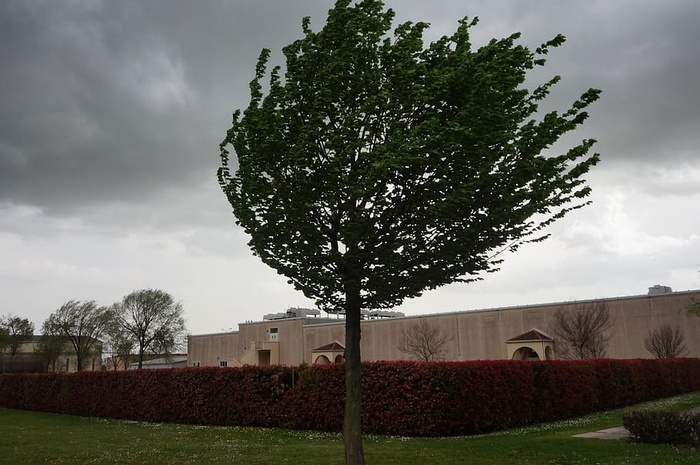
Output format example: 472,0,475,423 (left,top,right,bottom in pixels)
0,288,186,372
